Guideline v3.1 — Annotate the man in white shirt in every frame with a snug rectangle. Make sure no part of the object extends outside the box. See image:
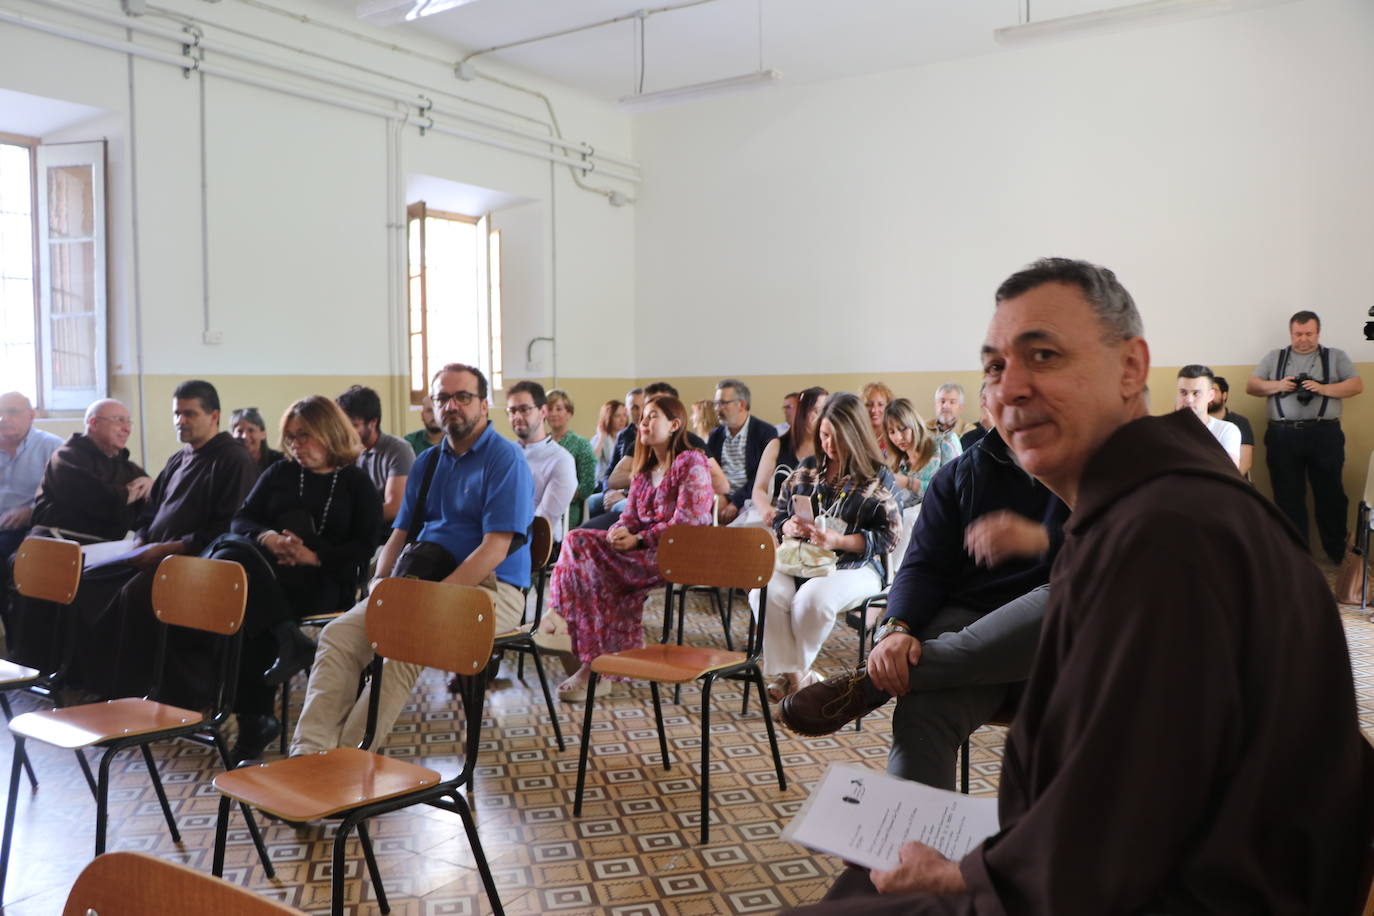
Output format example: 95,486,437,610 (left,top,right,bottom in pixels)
1176,365,1241,468
506,380,578,541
